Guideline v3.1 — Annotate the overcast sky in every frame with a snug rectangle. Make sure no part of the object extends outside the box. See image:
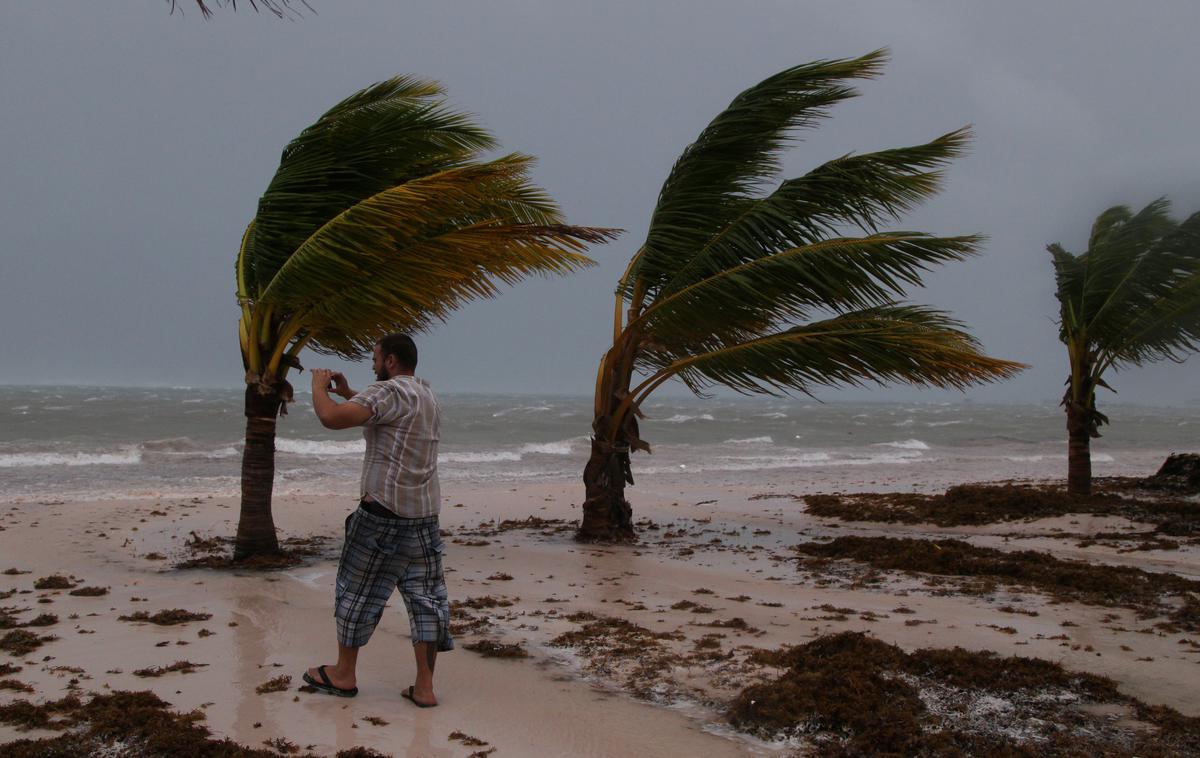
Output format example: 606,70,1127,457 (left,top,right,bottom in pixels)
2,1,1198,406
